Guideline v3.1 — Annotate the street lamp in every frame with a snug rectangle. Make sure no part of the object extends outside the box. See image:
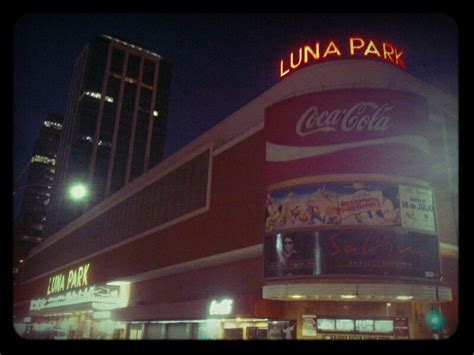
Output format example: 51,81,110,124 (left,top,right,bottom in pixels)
68,183,89,201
